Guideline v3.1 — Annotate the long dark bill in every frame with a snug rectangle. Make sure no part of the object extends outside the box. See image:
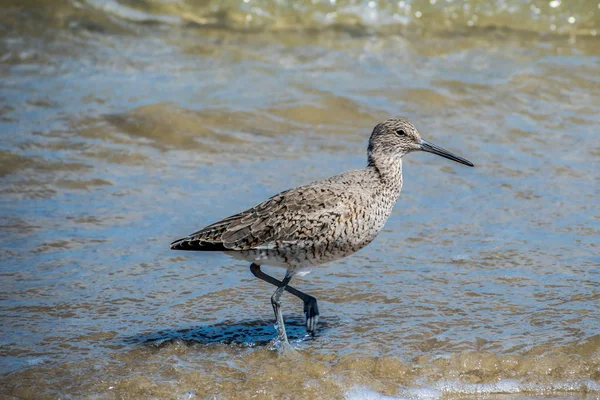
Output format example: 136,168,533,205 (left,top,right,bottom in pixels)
420,139,474,167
